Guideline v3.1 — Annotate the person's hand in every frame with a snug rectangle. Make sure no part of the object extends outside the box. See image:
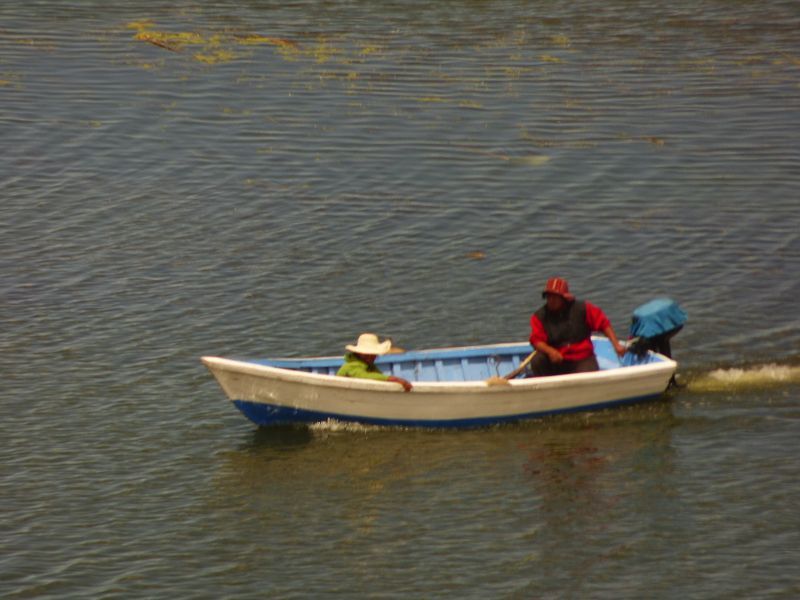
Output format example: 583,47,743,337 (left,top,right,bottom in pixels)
388,376,413,392
547,348,564,364
602,327,626,358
